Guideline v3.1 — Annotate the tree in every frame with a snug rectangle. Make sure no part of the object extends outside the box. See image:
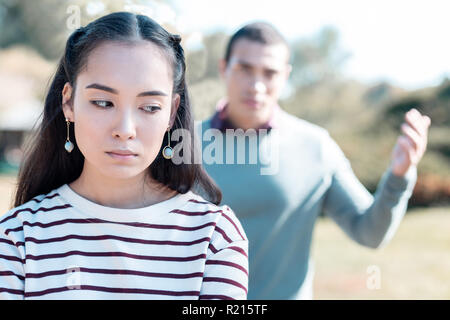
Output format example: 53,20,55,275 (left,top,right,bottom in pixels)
186,31,228,85
0,0,172,60
289,26,350,88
